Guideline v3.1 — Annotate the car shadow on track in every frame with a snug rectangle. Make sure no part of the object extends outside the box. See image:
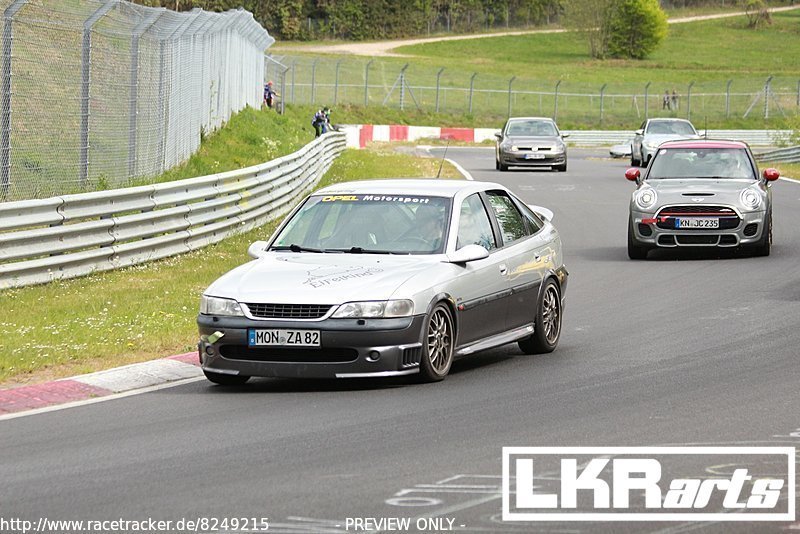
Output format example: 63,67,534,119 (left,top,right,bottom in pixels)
198,351,518,394
576,246,767,262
